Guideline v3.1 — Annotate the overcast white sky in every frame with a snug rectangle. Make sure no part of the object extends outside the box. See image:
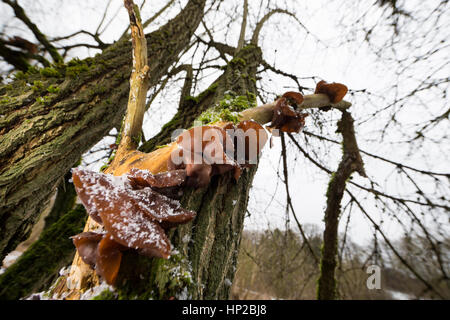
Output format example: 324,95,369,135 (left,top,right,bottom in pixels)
1,0,448,247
